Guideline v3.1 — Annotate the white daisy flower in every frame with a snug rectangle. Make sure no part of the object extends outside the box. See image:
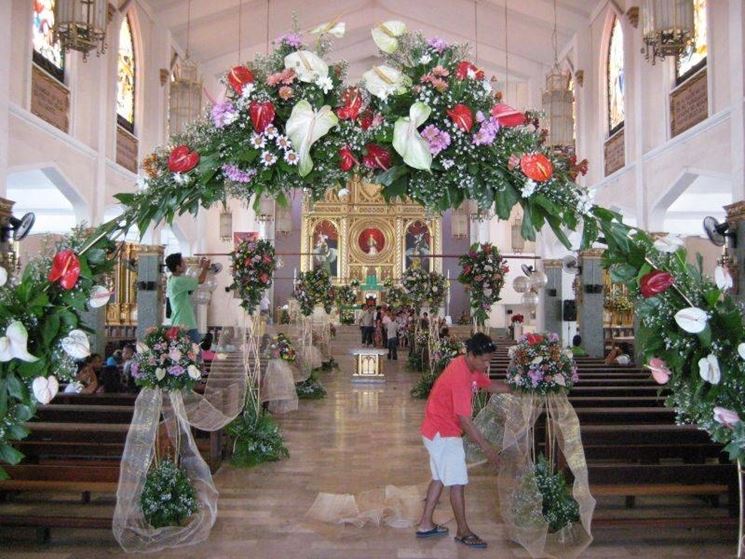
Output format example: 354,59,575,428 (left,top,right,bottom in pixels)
275,135,292,150
240,83,255,100
264,125,279,139
173,173,189,185
261,151,278,167
522,179,537,198
316,76,333,93
284,150,299,165
250,133,266,149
